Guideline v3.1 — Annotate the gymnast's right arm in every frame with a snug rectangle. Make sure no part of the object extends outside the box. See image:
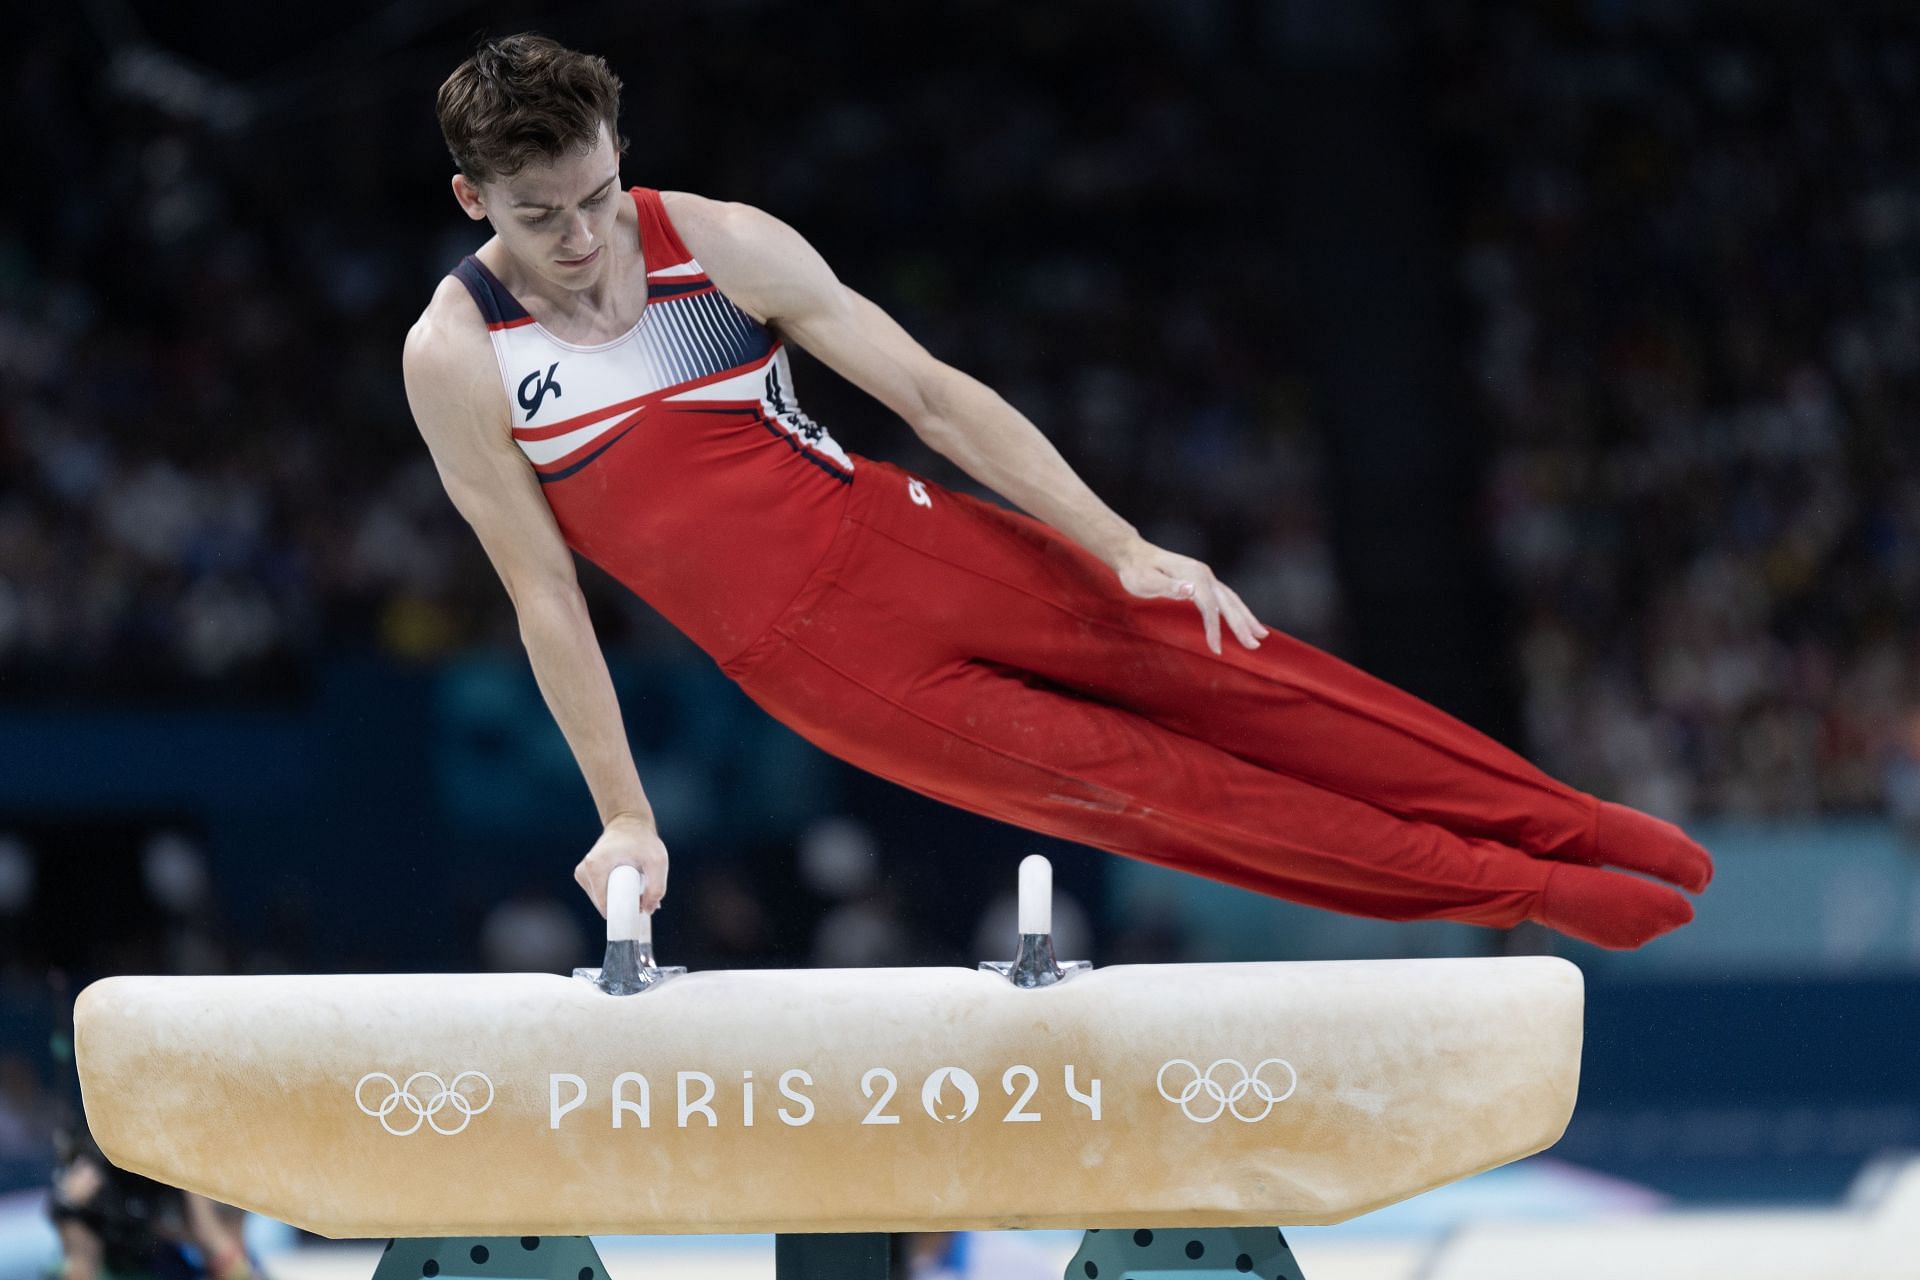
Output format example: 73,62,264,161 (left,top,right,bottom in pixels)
400,283,669,918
